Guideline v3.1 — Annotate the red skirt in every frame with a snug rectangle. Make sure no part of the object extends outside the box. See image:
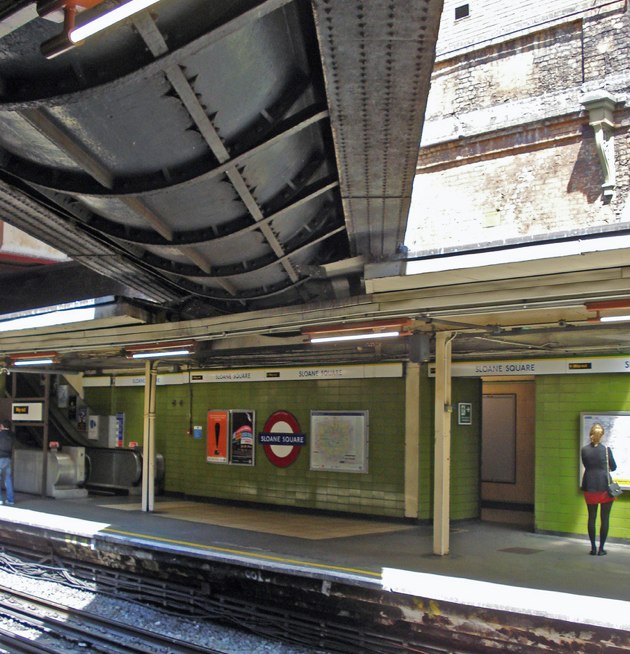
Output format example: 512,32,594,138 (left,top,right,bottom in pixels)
584,490,615,505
